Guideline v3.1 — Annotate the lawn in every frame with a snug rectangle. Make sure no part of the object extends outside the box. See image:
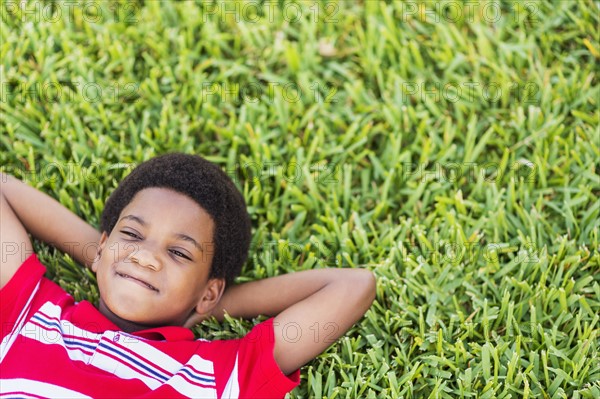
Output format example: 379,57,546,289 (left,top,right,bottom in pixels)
1,0,599,398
